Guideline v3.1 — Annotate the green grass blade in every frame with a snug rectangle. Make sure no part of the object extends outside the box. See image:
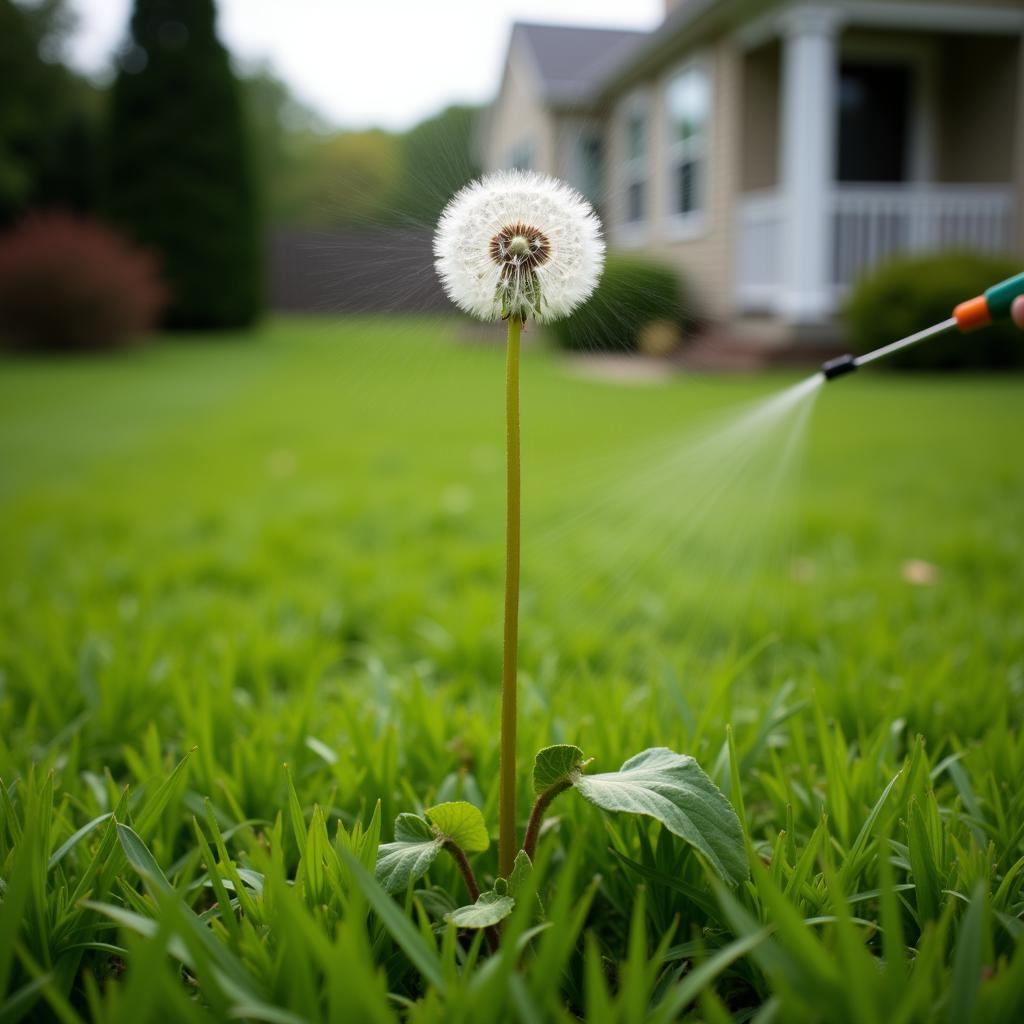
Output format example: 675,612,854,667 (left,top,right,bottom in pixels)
339,849,446,994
